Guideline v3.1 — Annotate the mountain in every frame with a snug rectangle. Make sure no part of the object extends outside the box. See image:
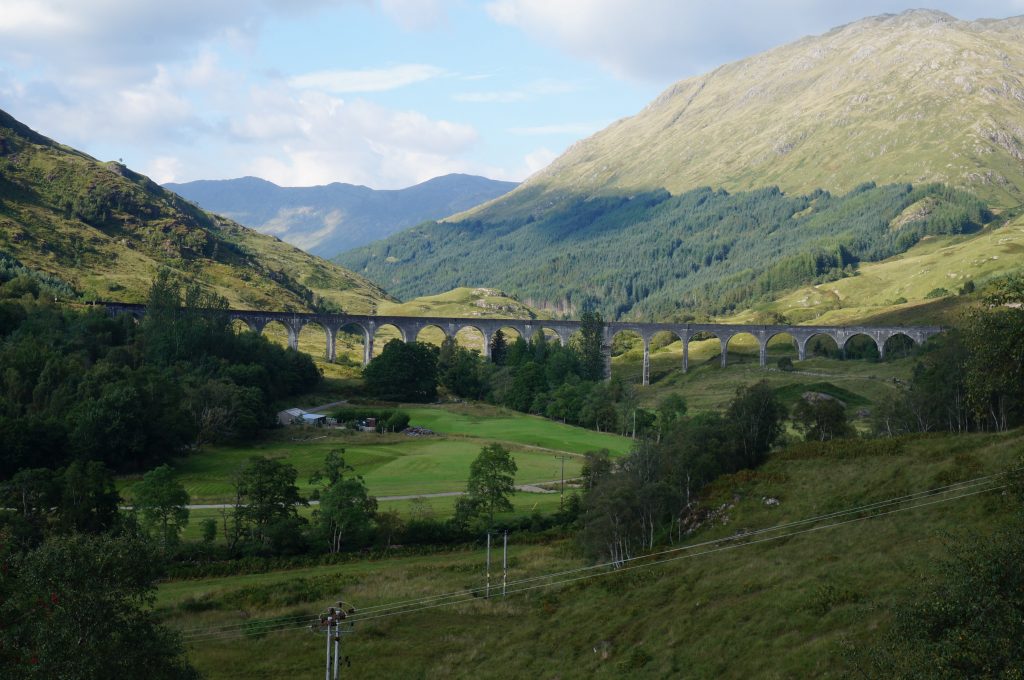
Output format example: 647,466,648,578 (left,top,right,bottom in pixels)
473,10,1024,220
0,108,391,313
339,10,1024,320
165,174,517,257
